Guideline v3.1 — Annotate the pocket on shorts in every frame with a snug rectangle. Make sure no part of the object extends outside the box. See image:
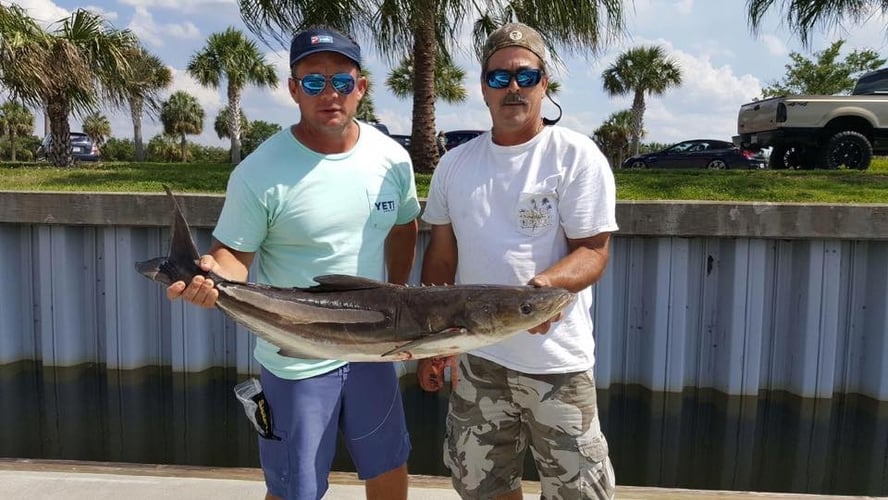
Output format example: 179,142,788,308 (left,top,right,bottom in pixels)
578,434,615,498
579,434,608,463
515,191,558,236
258,428,290,488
